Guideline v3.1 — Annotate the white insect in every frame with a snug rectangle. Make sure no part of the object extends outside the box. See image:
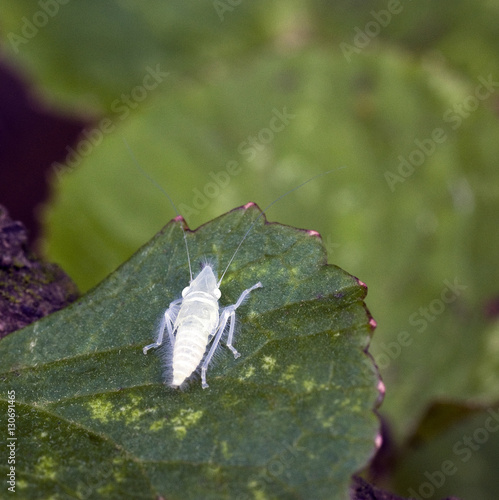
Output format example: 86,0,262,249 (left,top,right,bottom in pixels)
143,246,262,389
125,141,342,389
